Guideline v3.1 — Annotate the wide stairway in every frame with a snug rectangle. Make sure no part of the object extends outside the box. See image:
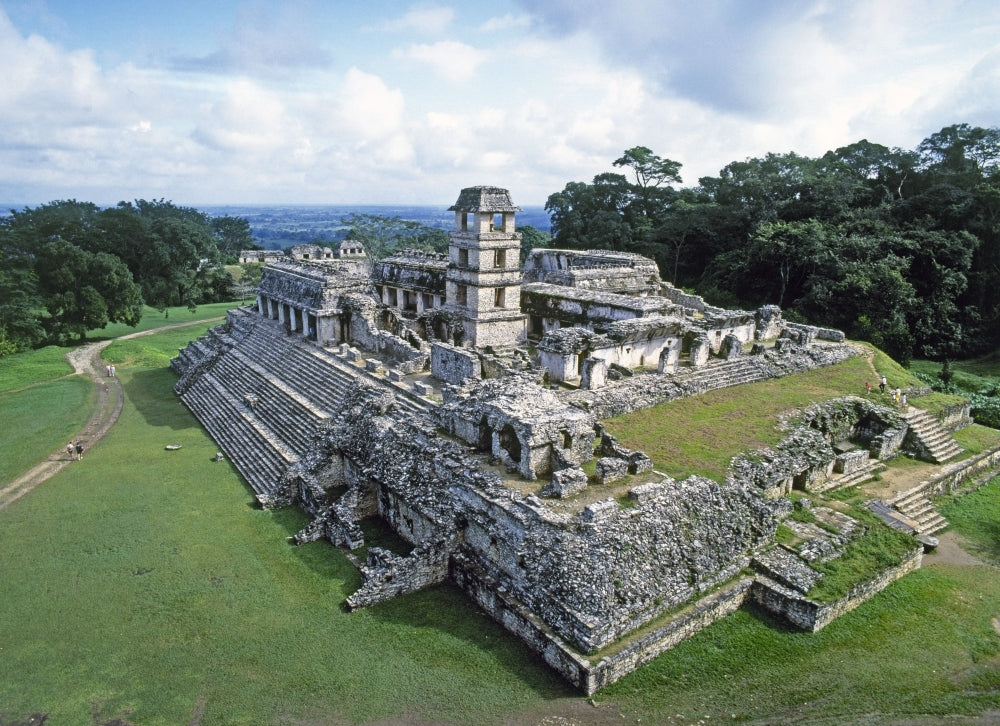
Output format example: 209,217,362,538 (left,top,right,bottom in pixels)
175,310,433,501
671,357,774,394
902,408,963,464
